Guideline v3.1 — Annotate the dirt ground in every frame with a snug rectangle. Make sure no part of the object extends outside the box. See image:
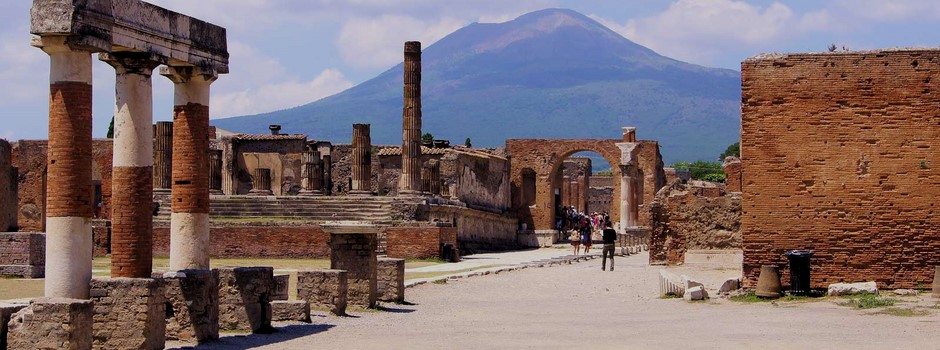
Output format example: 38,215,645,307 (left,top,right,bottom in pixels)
178,251,940,350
